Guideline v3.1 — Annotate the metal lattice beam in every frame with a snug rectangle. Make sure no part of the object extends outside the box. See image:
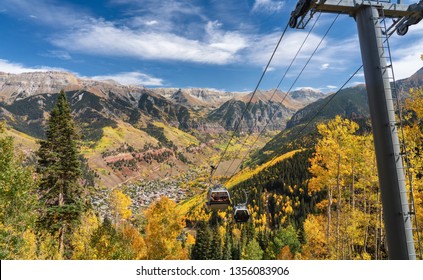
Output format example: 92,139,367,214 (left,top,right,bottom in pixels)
312,0,411,17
